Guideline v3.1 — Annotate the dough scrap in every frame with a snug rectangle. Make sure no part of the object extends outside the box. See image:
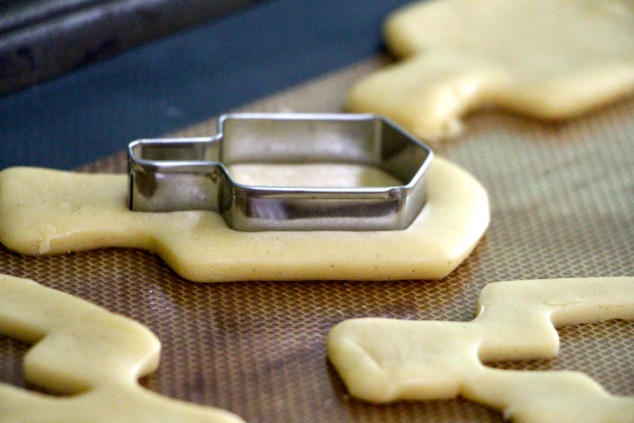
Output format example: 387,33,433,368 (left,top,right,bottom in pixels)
327,277,634,422
347,0,634,140
0,157,489,282
0,274,244,423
